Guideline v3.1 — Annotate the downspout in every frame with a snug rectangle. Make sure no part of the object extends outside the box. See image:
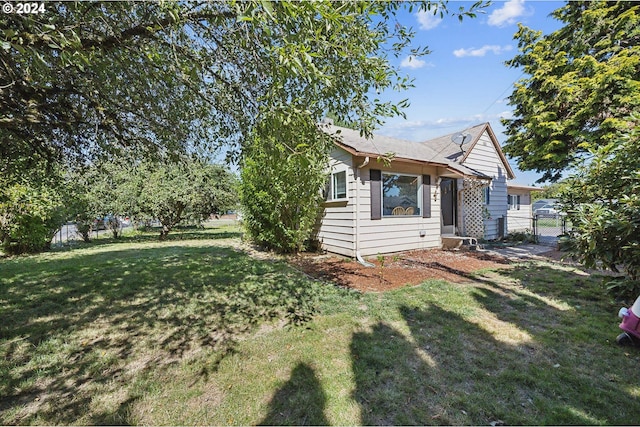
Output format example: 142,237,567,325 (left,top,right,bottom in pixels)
355,156,374,267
